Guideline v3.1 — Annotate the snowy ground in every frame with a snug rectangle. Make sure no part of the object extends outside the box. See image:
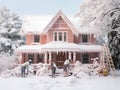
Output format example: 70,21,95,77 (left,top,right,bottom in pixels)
0,63,120,90
0,75,120,90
